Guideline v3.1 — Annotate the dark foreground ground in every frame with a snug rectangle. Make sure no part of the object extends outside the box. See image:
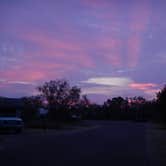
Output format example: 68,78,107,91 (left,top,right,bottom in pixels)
0,121,162,166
